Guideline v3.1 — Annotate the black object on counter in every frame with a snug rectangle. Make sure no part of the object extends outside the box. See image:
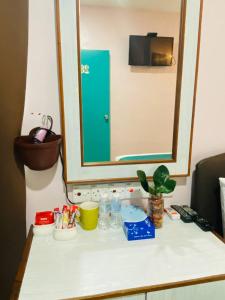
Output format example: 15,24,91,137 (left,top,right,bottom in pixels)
191,154,224,236
171,205,193,223
182,205,213,232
